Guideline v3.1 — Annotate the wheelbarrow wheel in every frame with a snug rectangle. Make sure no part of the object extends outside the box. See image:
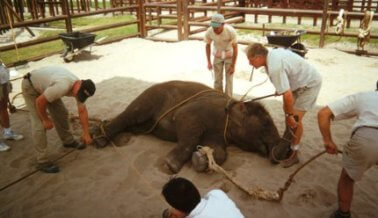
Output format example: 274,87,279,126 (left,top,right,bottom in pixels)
63,55,74,63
